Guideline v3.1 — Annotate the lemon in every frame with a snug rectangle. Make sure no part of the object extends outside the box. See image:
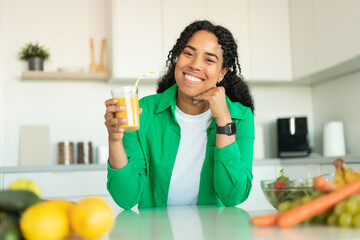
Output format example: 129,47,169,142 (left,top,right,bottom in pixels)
70,197,114,239
8,179,41,198
41,199,75,217
20,200,72,240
